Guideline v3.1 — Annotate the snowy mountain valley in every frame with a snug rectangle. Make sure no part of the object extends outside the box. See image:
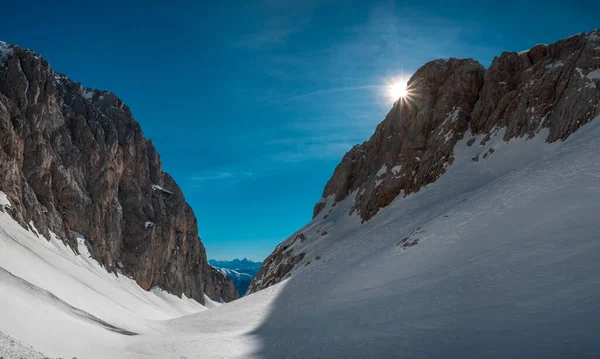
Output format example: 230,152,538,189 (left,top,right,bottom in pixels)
1,28,600,359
